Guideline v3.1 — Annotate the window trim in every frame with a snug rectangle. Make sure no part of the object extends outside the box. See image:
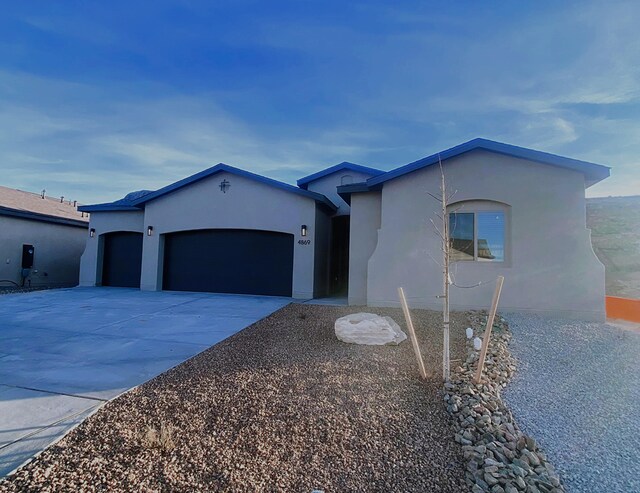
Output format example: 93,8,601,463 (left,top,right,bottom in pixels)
447,200,510,265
